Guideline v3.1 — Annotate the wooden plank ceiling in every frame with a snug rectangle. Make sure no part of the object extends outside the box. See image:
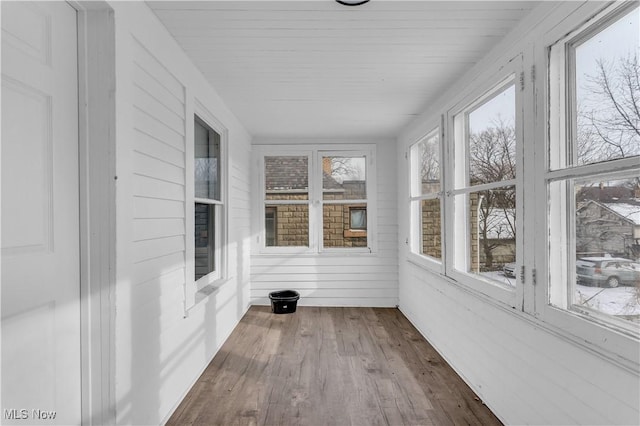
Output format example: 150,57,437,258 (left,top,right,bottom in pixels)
148,1,539,139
